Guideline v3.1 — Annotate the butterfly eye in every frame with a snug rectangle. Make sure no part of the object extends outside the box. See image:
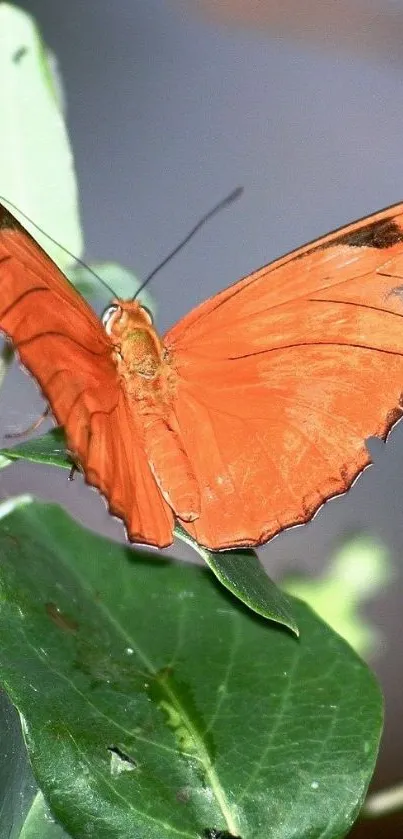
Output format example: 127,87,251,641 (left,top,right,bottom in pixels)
101,304,120,332
141,305,154,325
